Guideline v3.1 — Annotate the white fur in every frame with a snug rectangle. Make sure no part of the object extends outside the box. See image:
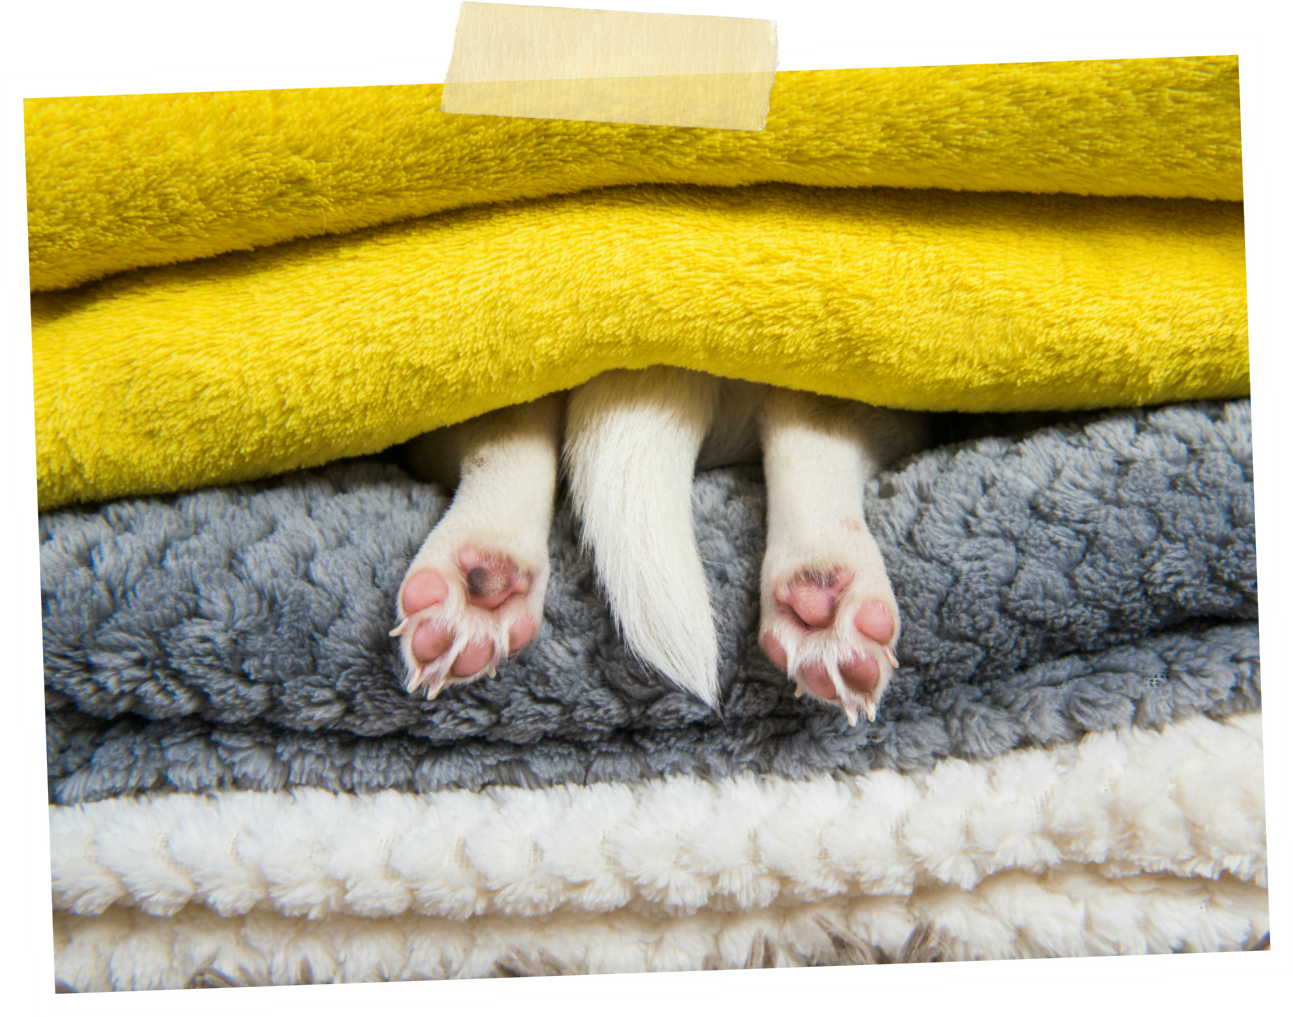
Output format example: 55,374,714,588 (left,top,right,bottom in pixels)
398,367,925,718
758,386,927,721
394,395,562,695
564,369,739,706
